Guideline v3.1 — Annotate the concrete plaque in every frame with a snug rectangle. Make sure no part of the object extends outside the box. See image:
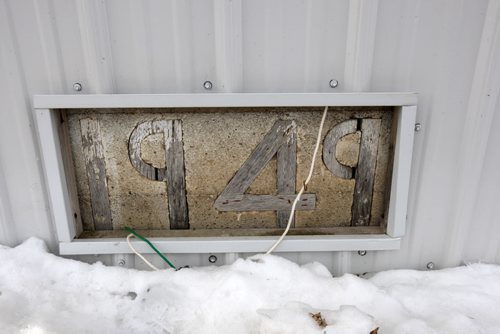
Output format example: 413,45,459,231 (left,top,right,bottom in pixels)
66,106,394,237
